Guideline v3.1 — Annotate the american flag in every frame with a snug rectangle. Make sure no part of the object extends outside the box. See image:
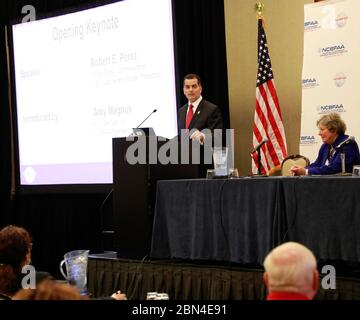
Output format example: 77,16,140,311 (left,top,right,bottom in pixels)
252,18,287,175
